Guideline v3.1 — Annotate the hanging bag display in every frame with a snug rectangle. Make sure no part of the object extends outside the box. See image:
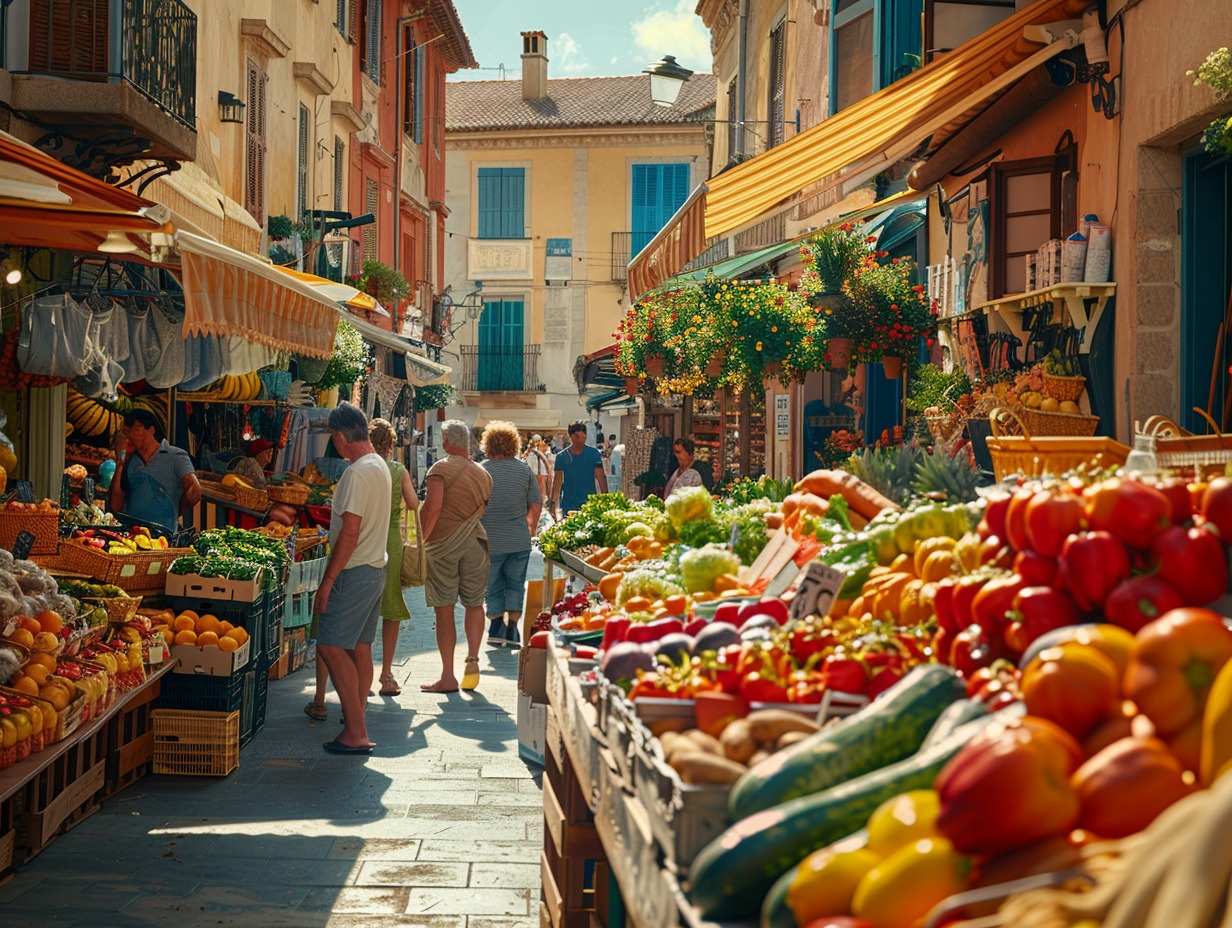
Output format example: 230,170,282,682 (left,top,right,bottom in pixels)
400,508,427,588
16,294,93,377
